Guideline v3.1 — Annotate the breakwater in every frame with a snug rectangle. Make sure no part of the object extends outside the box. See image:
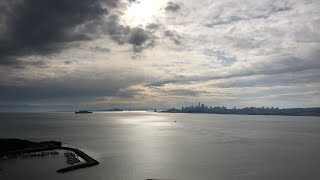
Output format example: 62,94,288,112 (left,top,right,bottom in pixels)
56,147,99,173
